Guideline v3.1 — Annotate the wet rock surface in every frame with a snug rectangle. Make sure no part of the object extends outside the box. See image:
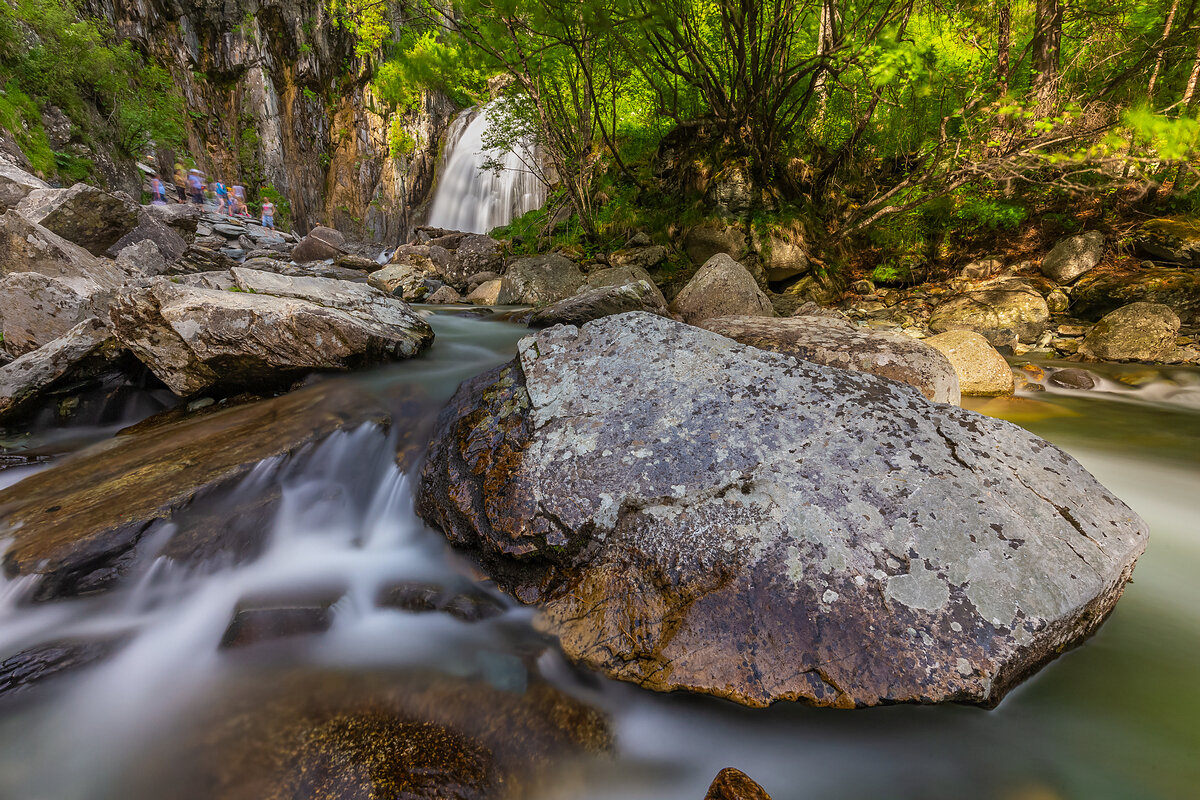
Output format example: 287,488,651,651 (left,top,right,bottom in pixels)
417,313,1147,708
0,380,430,600
700,315,960,404
124,668,611,800
0,637,126,699
703,768,773,800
